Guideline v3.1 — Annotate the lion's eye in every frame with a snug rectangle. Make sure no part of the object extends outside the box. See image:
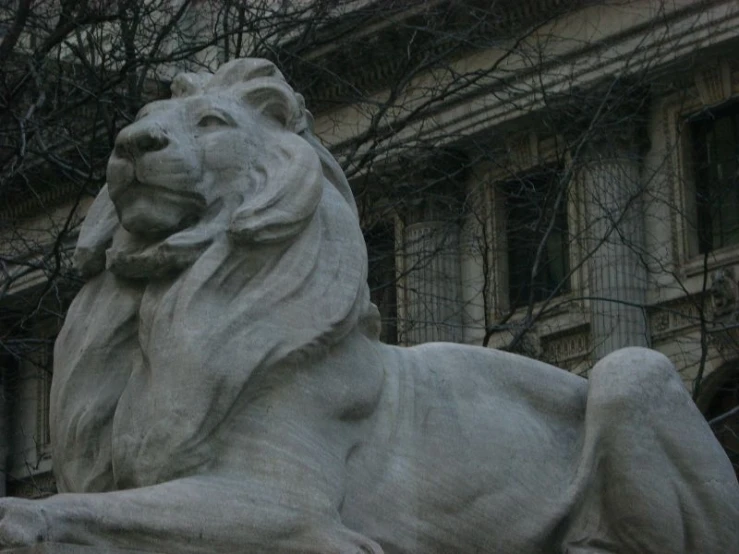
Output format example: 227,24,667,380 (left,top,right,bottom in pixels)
197,114,231,128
